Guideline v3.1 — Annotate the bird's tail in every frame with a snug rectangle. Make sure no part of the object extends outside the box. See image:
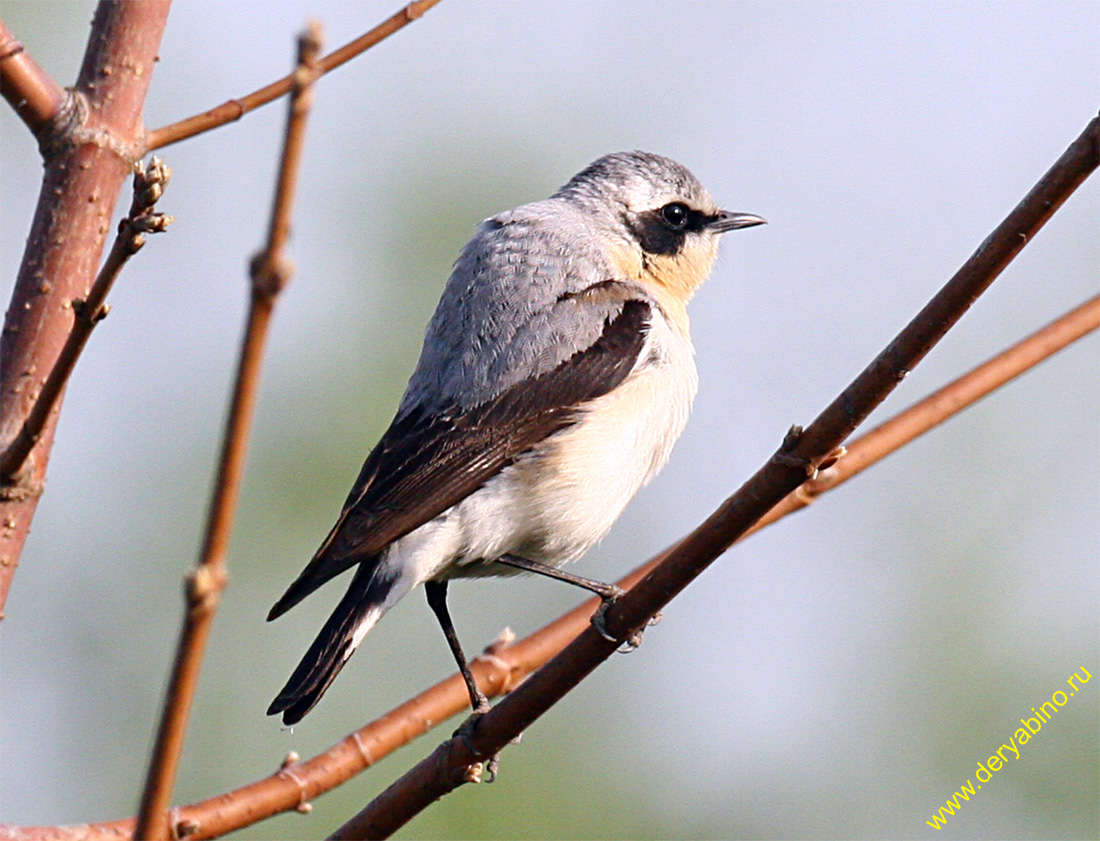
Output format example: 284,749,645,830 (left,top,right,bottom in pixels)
267,560,407,725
